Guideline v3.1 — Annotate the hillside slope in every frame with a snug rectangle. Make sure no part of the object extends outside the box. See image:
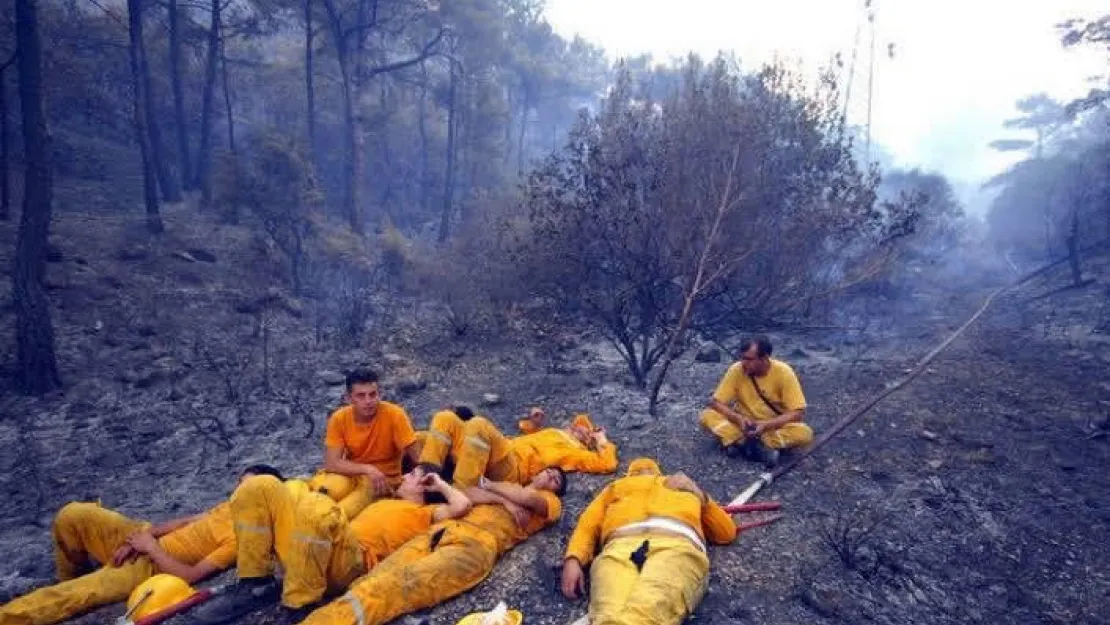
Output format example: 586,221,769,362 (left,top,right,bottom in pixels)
1,207,1108,625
